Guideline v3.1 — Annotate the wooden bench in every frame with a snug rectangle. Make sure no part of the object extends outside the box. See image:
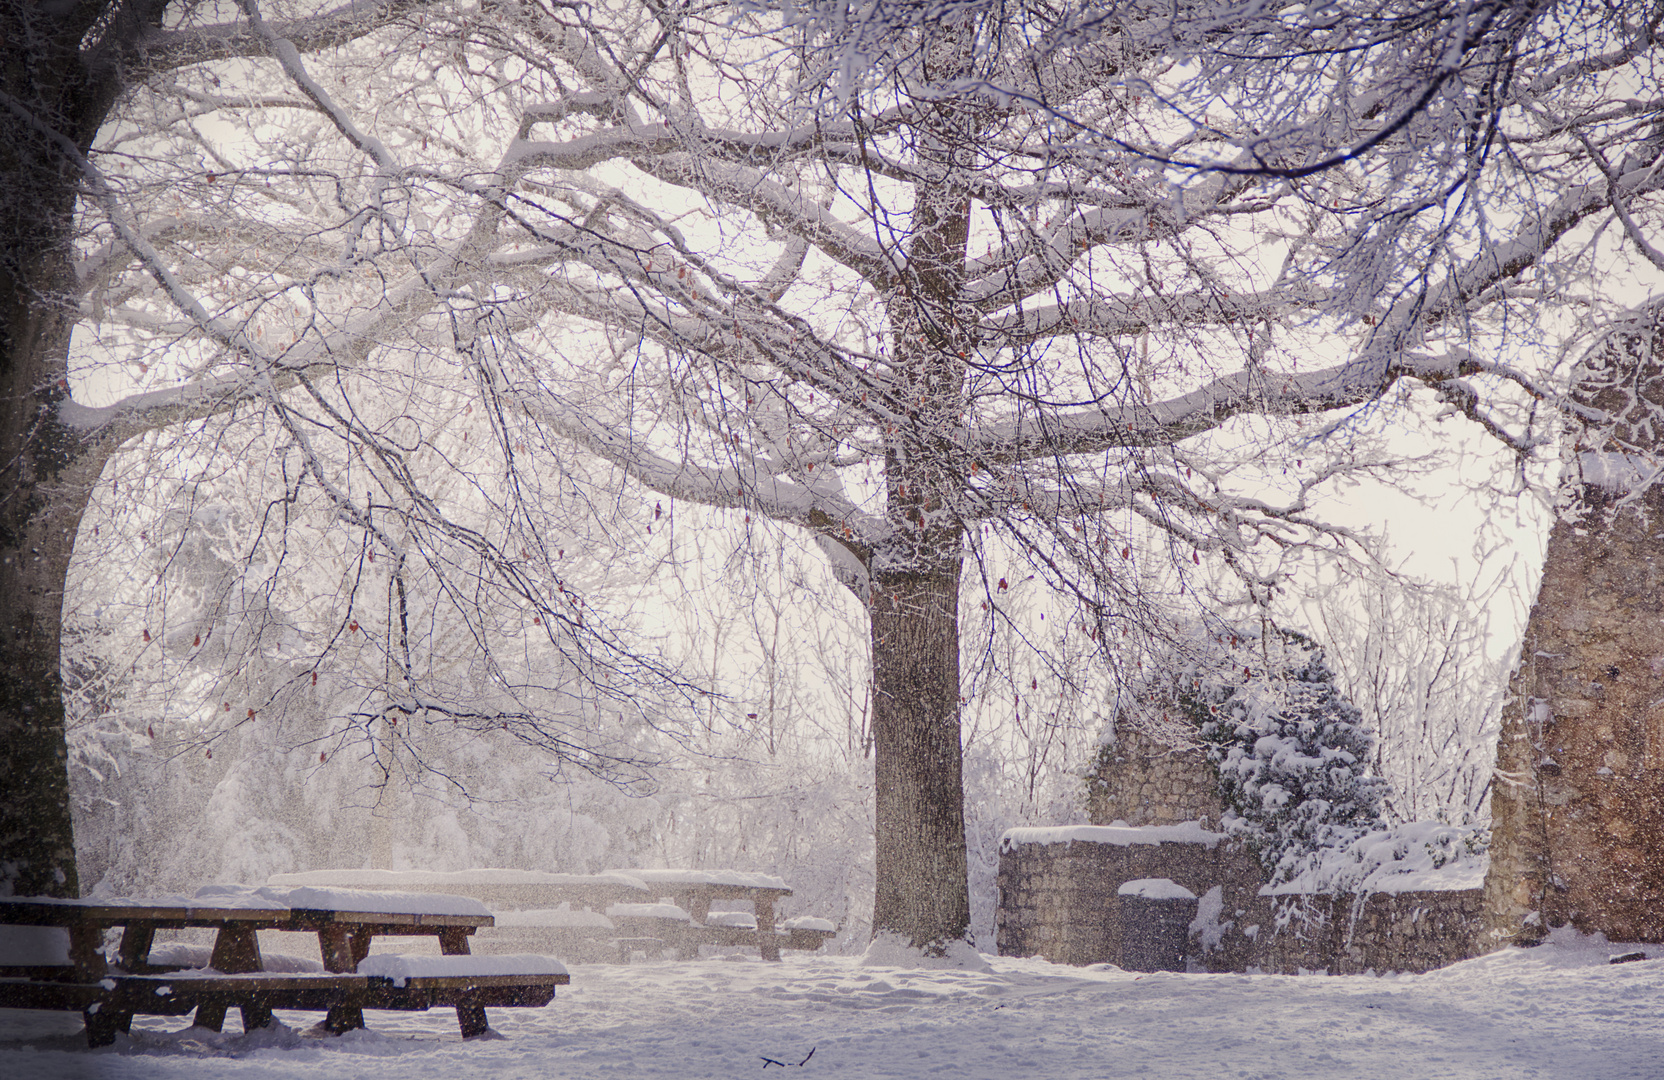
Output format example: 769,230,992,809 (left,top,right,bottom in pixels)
0,968,568,1044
